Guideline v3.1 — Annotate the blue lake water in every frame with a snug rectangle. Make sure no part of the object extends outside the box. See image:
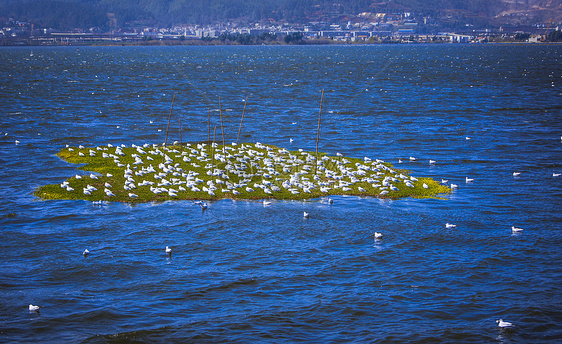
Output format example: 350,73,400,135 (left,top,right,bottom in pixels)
0,44,561,343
